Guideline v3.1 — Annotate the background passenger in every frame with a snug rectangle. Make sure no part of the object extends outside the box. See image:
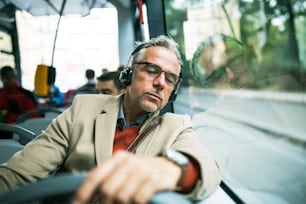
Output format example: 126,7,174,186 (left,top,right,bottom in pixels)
96,71,125,95
101,68,109,75
0,66,38,124
48,84,65,107
76,69,97,94
36,84,65,108
69,69,97,103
